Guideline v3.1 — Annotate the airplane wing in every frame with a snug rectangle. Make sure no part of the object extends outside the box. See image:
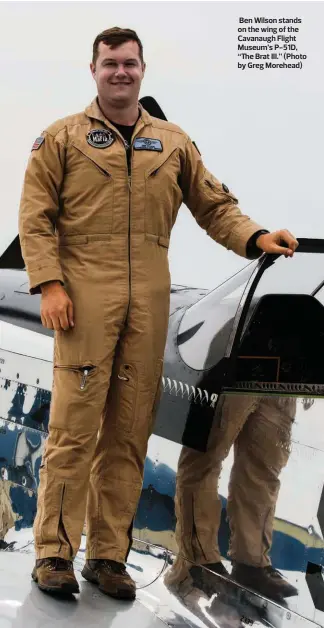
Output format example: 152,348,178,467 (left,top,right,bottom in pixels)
1,238,323,627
